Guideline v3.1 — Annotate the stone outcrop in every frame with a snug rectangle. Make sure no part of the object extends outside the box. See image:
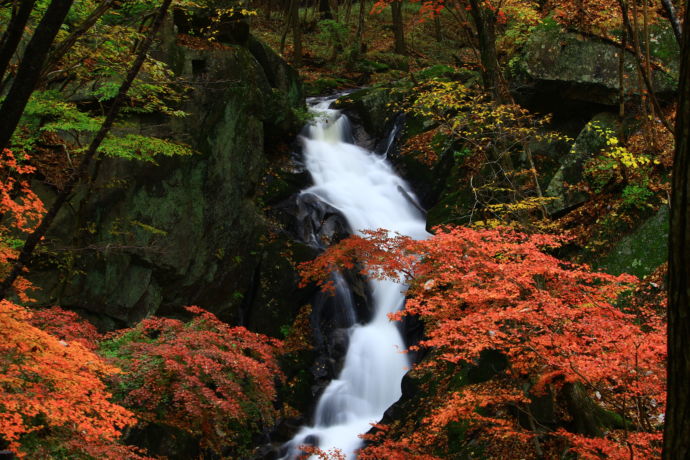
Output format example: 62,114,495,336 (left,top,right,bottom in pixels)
29,29,307,334
516,25,678,107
